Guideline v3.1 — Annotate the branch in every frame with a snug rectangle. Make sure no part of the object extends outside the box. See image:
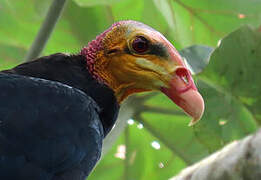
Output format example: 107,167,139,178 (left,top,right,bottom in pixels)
24,0,67,61
134,92,158,102
101,97,137,156
124,126,130,180
140,105,185,116
170,129,261,180
101,92,158,156
137,116,193,165
104,5,114,24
